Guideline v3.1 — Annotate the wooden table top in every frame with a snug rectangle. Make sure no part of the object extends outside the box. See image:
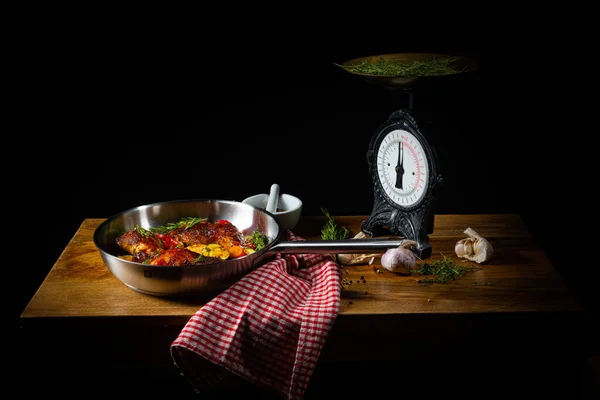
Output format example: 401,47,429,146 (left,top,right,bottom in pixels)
20,211,593,390
22,213,583,326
